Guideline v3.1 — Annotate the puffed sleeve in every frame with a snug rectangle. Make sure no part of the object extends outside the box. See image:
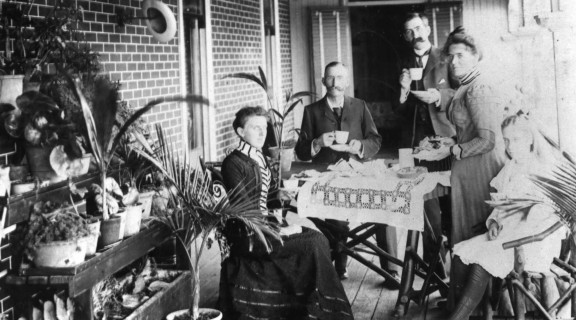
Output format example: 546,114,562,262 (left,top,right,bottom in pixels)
460,82,503,158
